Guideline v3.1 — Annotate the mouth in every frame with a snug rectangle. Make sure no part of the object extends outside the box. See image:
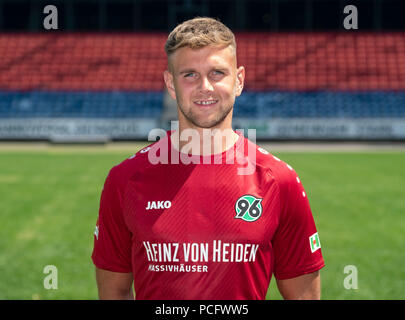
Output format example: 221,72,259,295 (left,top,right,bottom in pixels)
193,99,219,107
